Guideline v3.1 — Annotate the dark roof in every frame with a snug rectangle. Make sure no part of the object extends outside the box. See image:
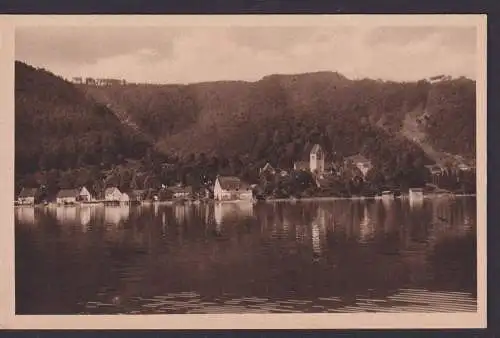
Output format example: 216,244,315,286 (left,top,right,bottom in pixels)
57,189,80,198
297,143,324,161
18,188,38,198
217,176,248,190
310,144,323,154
